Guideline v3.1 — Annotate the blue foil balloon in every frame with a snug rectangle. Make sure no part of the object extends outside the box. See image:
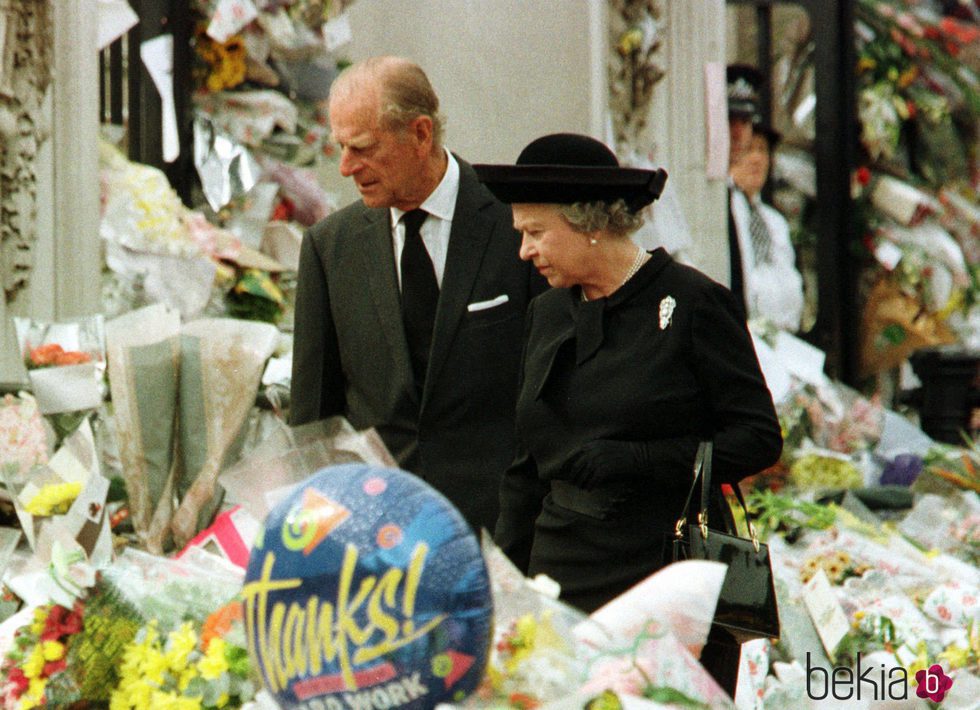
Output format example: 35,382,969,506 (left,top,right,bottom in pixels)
243,463,493,709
